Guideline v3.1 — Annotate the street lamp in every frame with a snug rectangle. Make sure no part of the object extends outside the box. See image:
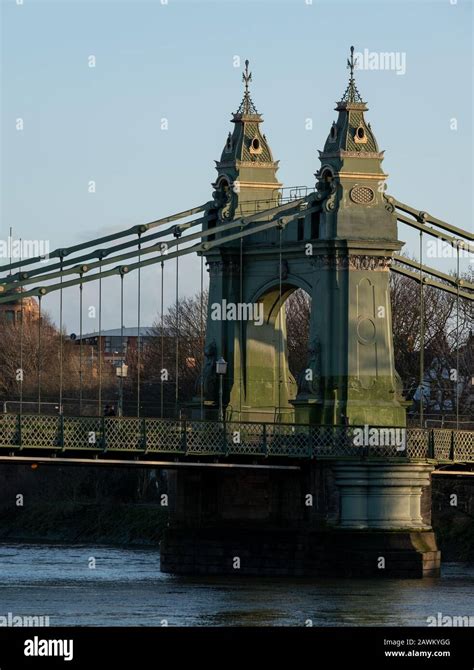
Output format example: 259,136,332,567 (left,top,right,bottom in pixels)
116,361,128,417
216,357,227,422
